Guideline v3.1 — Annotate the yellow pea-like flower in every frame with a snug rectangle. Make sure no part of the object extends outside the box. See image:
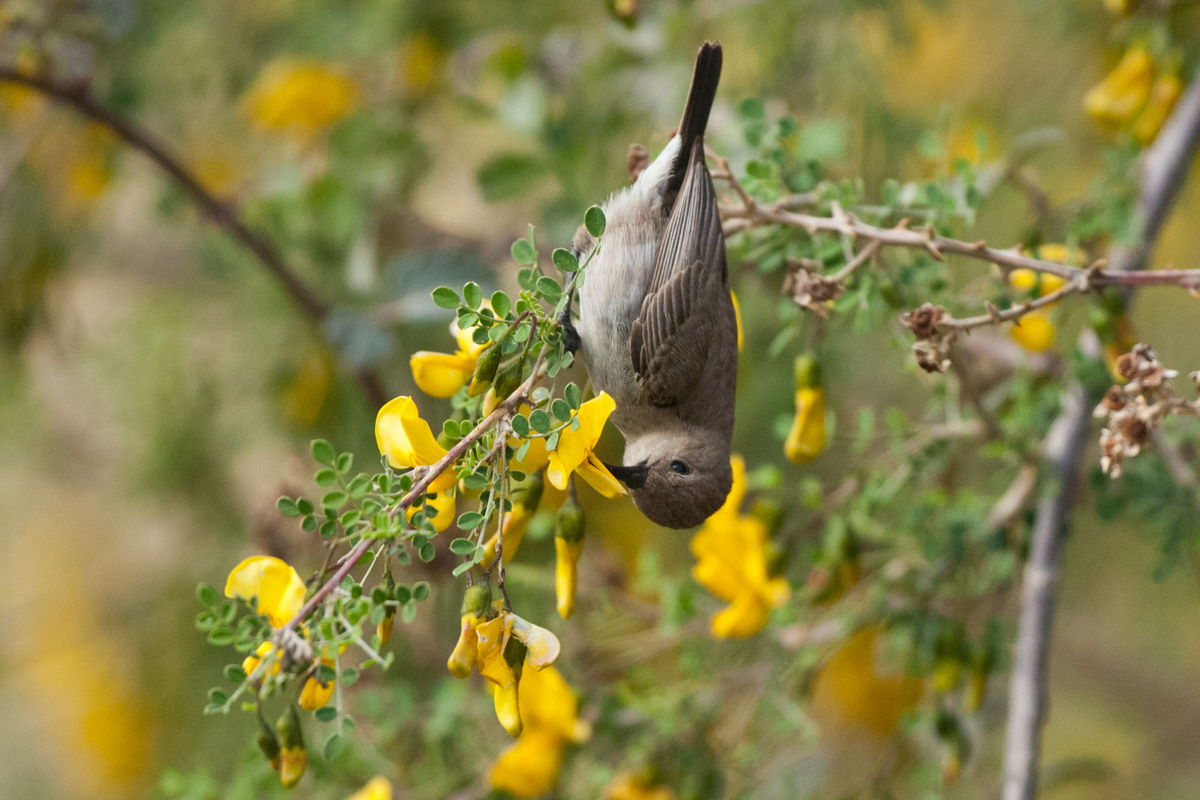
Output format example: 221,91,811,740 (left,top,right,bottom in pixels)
447,612,482,678
1010,311,1056,352
546,393,626,498
1084,46,1154,128
785,387,826,465
225,556,307,627
243,641,282,679
299,660,335,711
1133,73,1184,145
